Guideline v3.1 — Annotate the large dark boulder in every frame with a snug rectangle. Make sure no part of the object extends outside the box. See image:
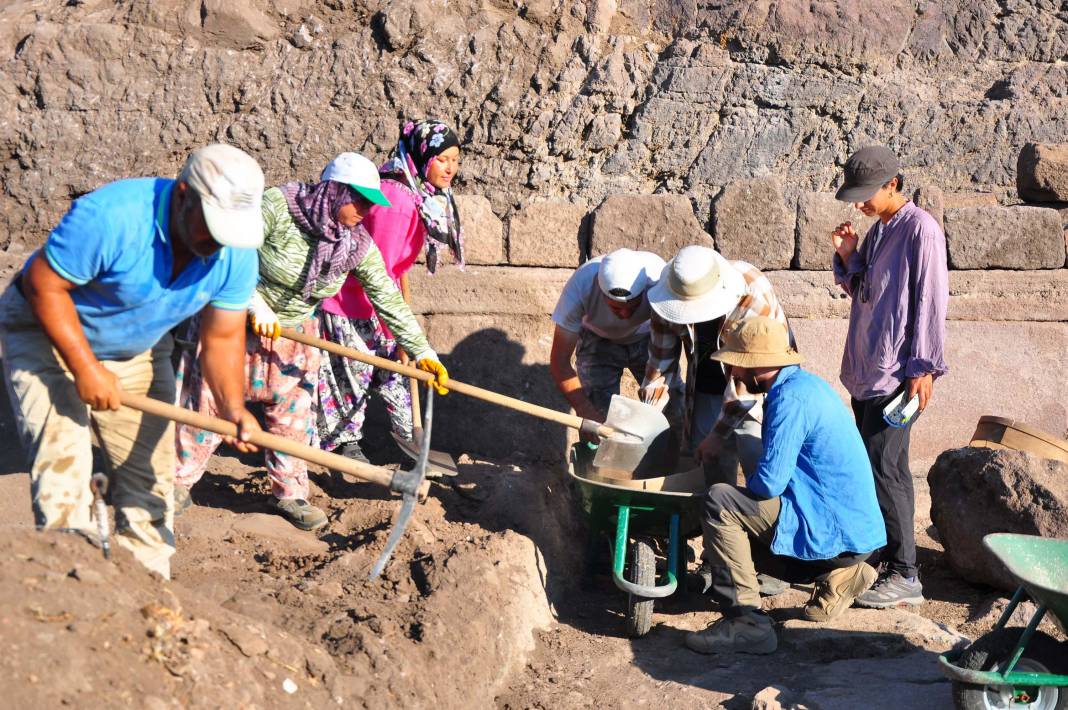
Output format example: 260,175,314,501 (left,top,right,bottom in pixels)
928,447,1068,591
